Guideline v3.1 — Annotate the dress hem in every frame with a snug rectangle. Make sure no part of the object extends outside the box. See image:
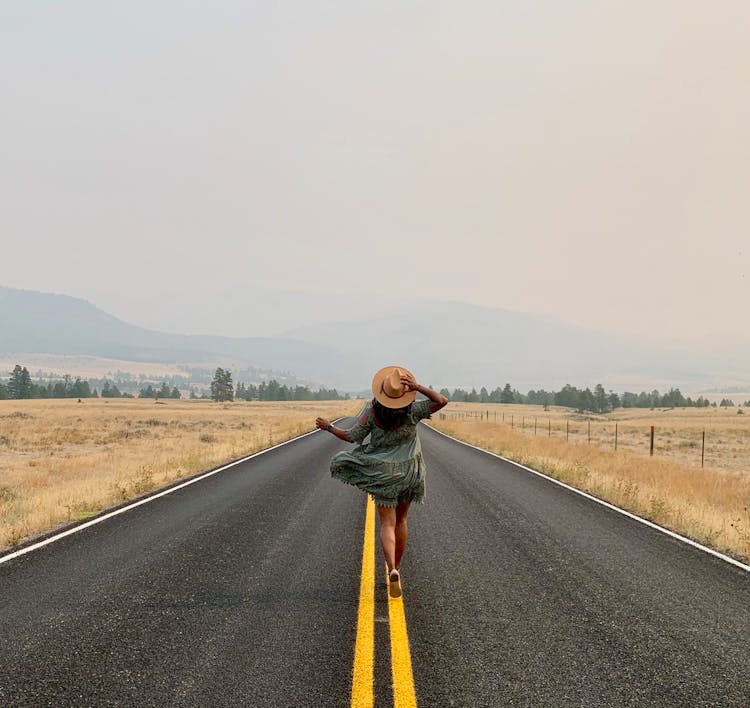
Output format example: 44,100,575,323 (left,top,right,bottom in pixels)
330,471,425,507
